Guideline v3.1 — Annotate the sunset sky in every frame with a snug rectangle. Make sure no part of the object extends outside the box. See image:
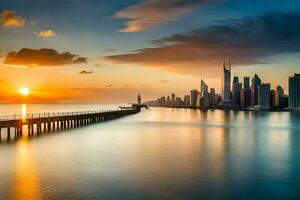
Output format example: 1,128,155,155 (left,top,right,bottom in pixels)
1,0,300,103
